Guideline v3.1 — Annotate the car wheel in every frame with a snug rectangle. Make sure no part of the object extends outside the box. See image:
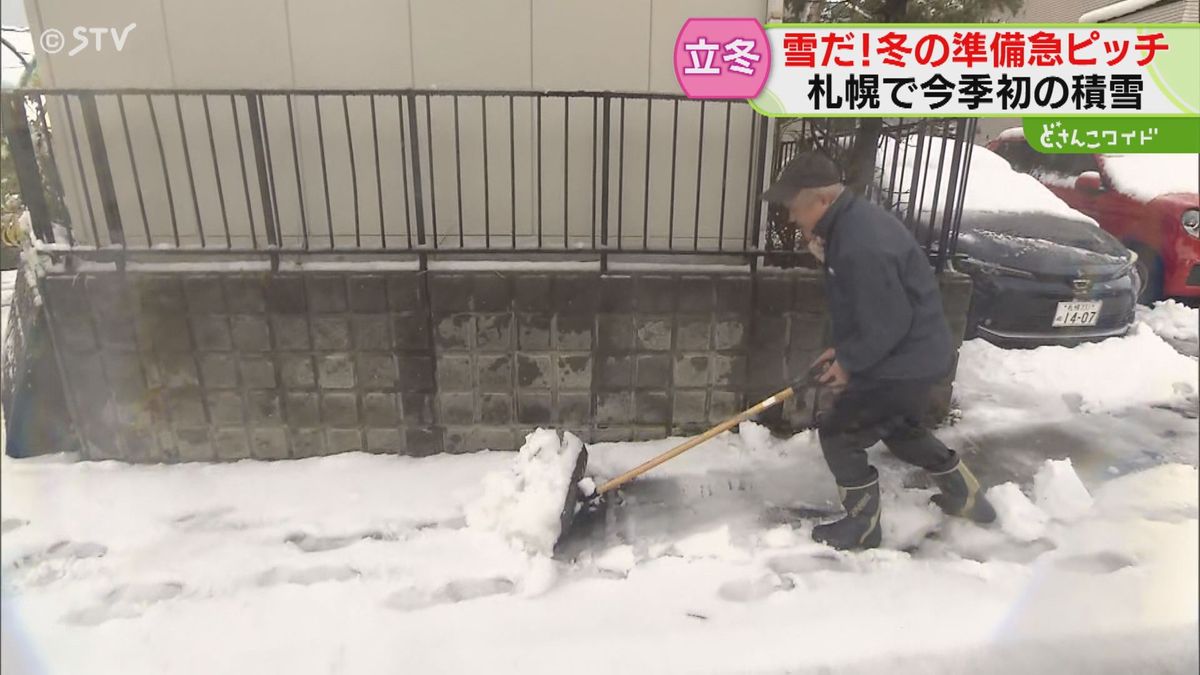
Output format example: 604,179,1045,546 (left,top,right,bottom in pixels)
1130,244,1164,304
